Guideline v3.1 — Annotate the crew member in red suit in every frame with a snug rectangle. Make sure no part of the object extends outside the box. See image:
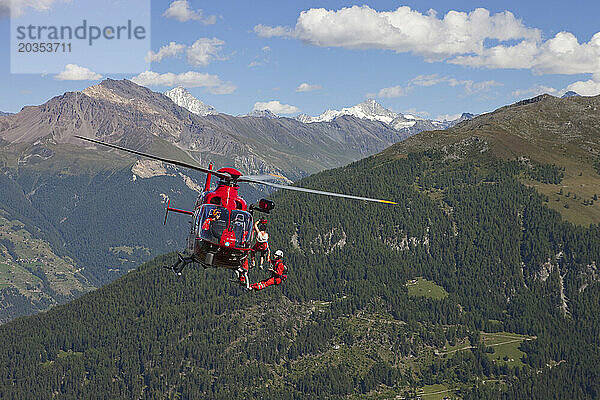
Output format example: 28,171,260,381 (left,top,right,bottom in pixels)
250,250,287,291
202,209,221,231
236,257,251,290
